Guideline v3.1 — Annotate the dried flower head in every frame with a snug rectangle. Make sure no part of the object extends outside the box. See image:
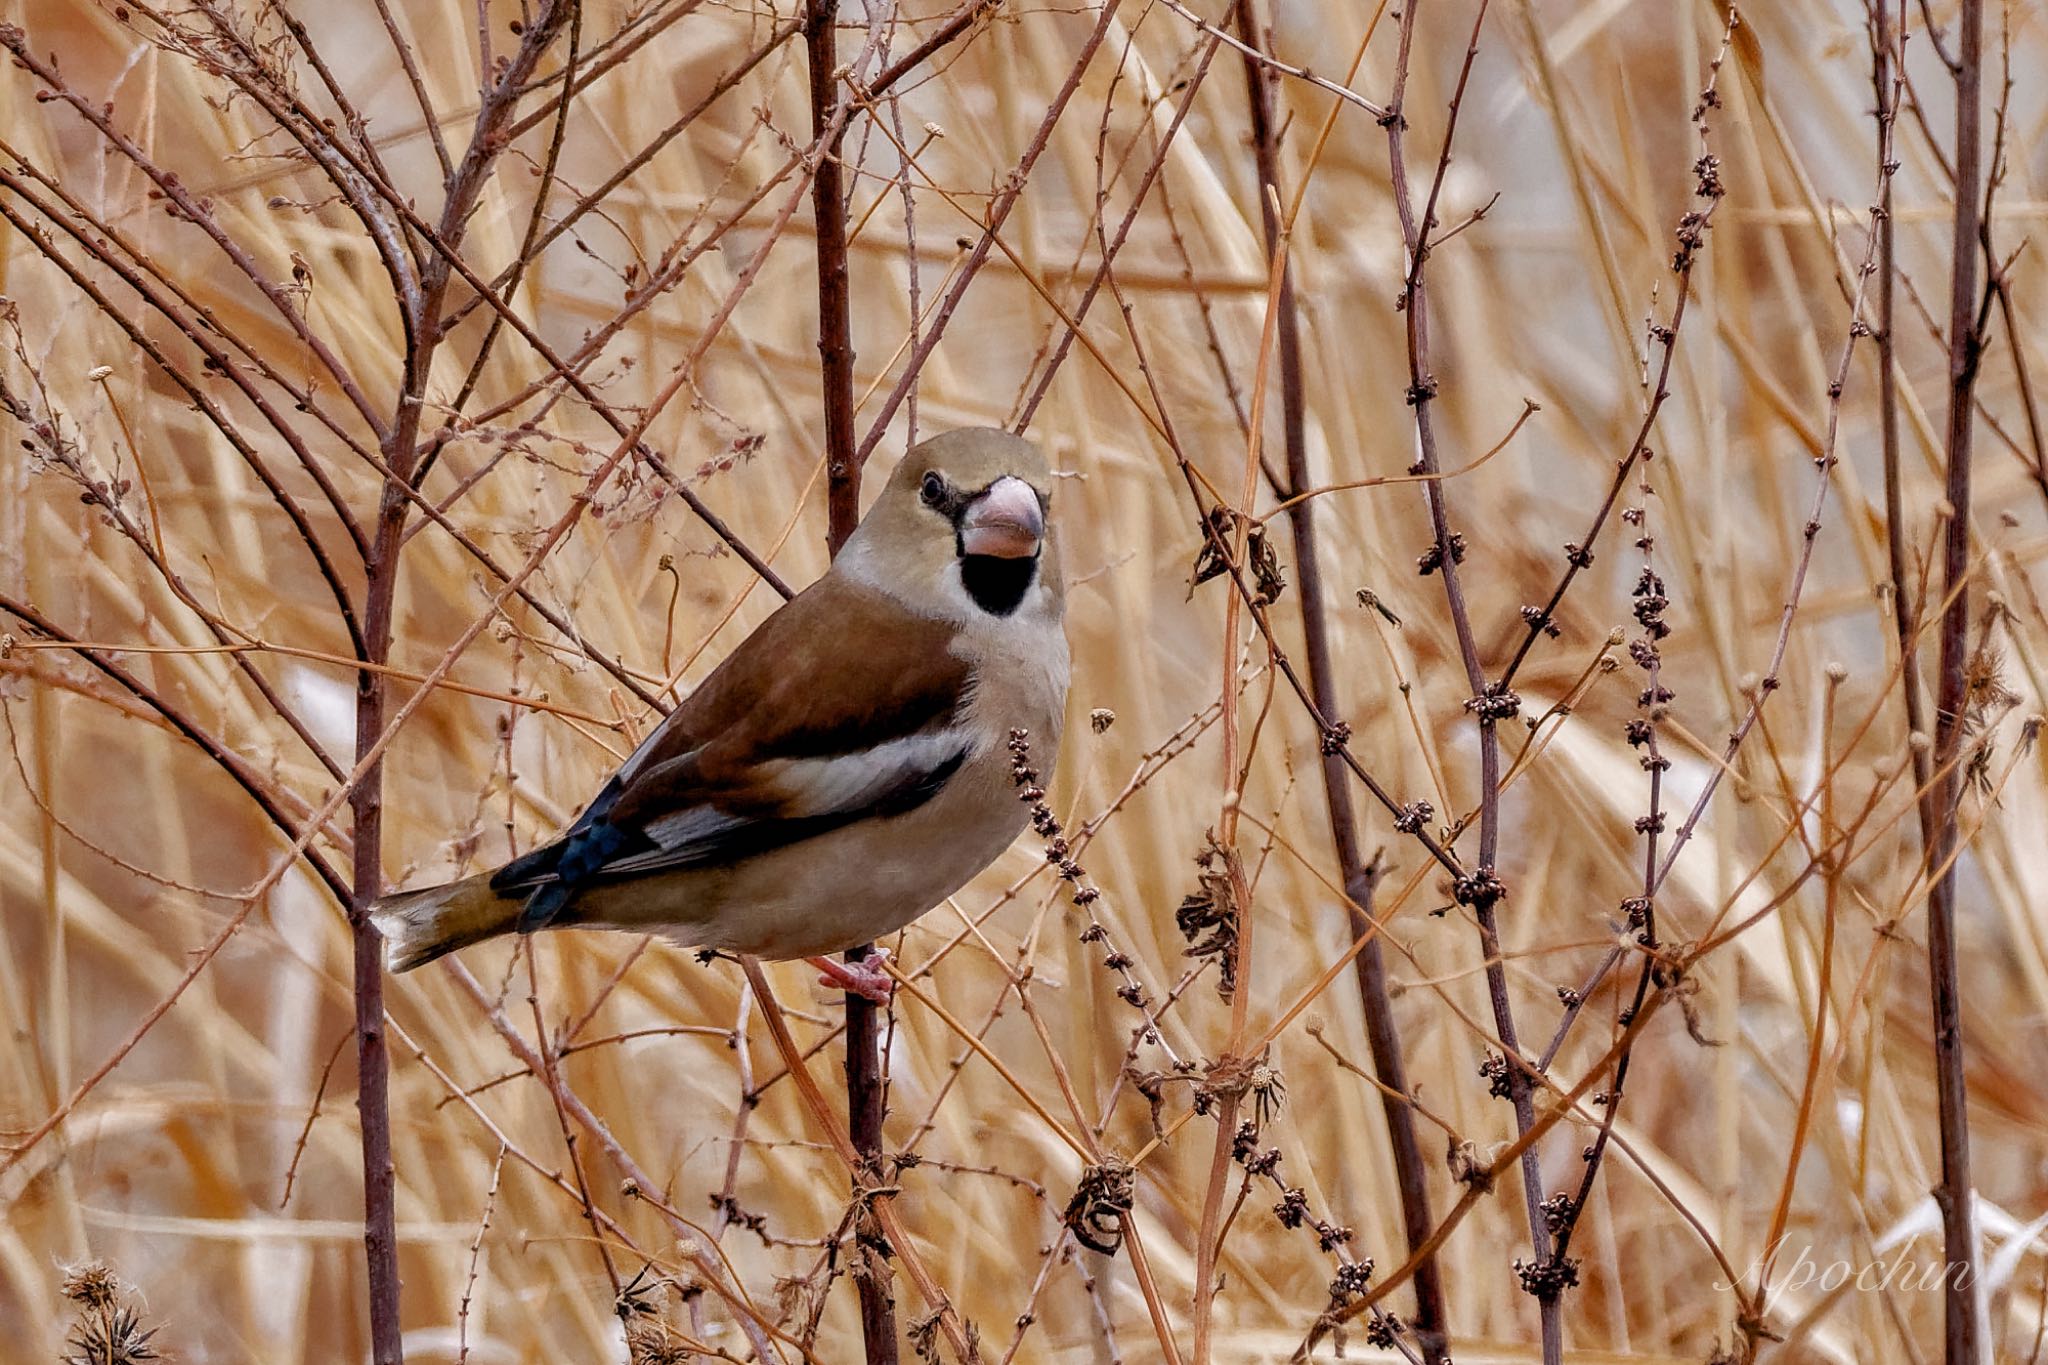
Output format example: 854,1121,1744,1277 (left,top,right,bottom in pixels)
1174,834,1240,997
624,1315,693,1365
61,1263,122,1313
60,1263,159,1365
1063,1157,1136,1256
1188,505,1285,605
